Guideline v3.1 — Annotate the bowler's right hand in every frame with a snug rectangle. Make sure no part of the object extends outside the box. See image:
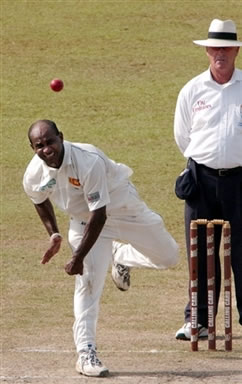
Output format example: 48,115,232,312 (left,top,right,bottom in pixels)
41,234,62,264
